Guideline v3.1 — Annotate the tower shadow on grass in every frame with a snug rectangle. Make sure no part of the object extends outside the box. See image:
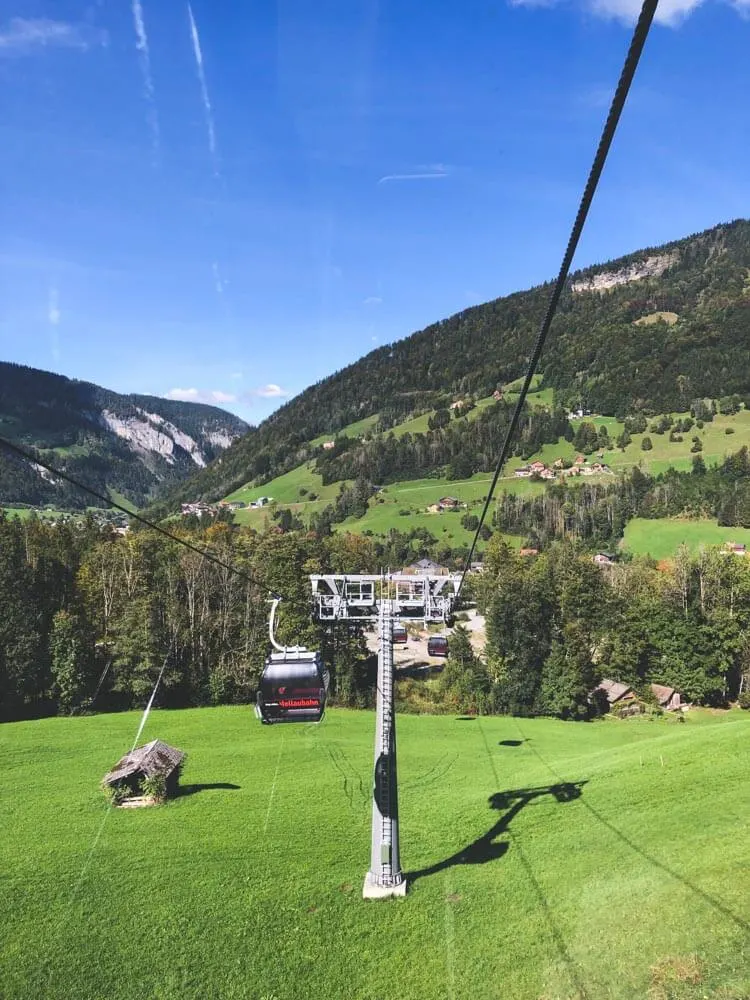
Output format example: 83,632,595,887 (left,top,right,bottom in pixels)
407,781,587,884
